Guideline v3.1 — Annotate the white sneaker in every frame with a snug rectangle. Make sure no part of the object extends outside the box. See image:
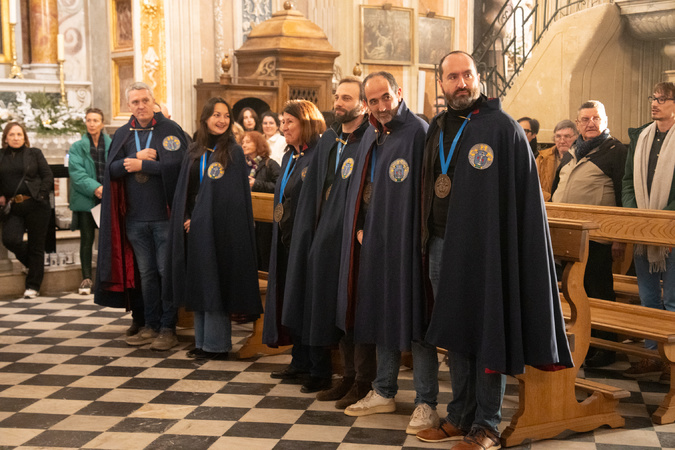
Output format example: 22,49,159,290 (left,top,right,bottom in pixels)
406,403,440,435
344,390,396,417
23,289,39,299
